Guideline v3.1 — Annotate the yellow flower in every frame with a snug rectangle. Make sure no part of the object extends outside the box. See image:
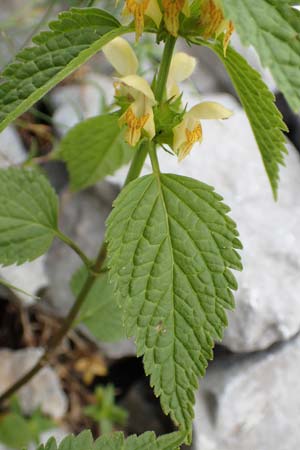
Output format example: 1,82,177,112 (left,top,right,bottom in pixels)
162,0,190,36
173,102,233,161
117,0,162,40
200,0,234,55
103,37,156,146
118,75,156,146
167,52,197,100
